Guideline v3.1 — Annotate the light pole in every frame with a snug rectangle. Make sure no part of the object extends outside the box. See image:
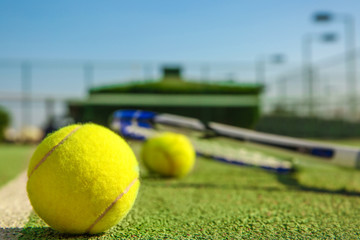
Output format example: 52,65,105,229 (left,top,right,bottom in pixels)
256,54,286,116
302,32,337,116
313,11,357,119
83,63,94,94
